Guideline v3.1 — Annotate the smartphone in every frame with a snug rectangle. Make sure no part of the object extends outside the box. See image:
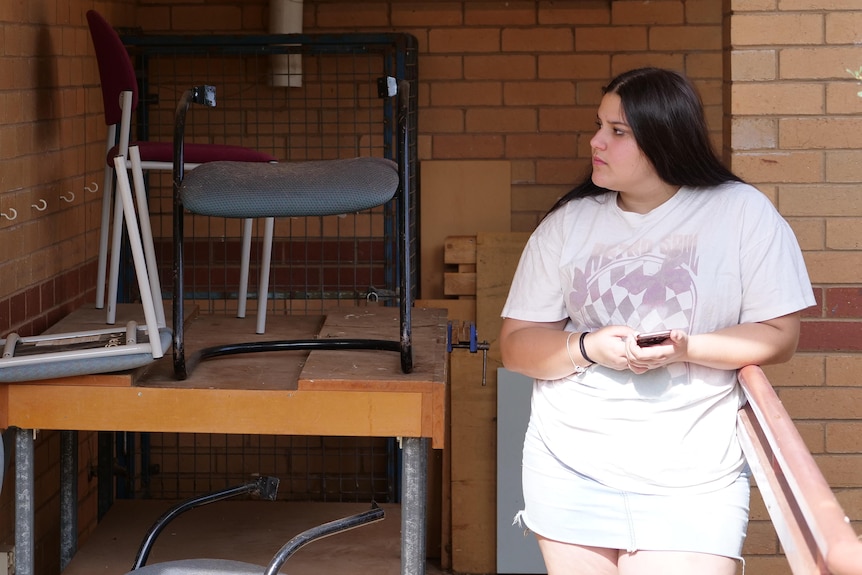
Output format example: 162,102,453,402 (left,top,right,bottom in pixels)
636,330,672,347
